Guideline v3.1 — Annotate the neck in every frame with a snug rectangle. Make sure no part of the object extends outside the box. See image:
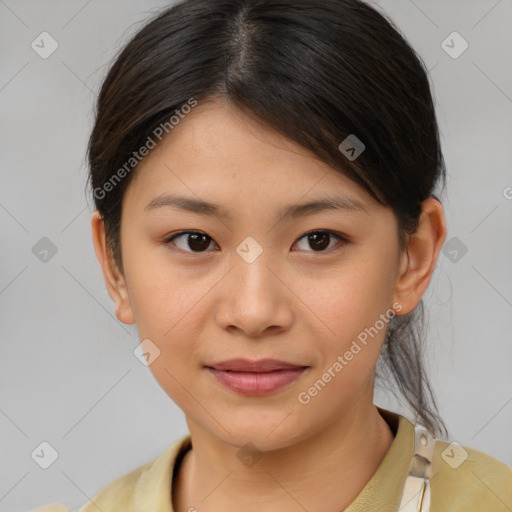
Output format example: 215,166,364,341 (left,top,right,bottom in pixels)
172,402,395,512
